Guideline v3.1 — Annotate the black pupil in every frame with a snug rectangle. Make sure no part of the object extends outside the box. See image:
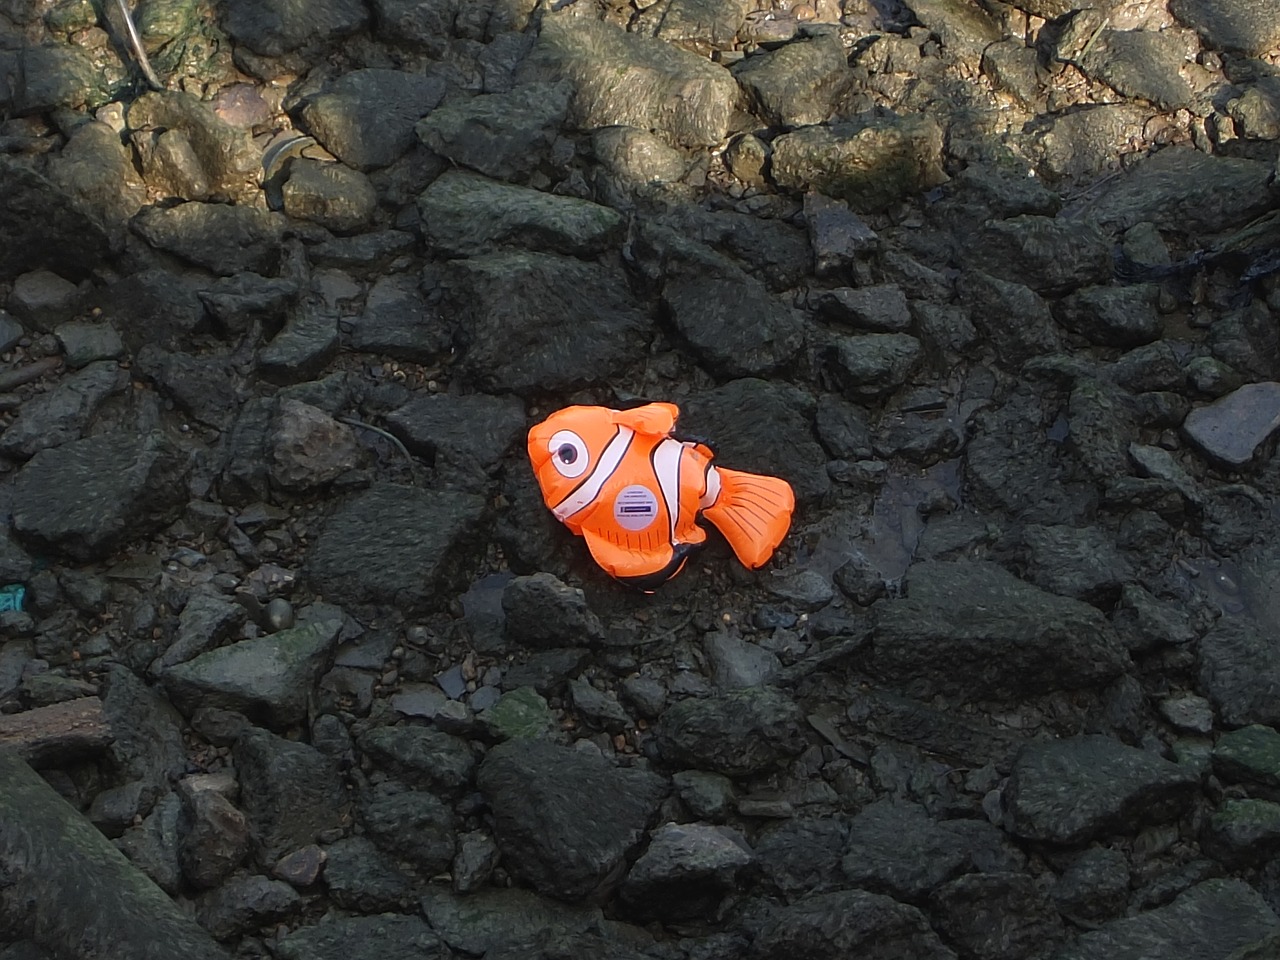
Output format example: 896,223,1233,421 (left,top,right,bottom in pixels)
557,444,577,464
